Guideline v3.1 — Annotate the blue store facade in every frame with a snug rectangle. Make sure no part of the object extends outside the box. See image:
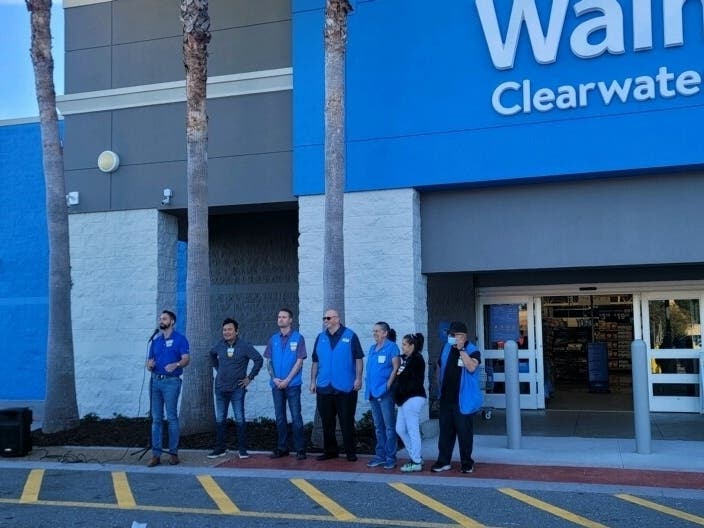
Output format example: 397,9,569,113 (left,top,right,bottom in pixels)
293,0,704,414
